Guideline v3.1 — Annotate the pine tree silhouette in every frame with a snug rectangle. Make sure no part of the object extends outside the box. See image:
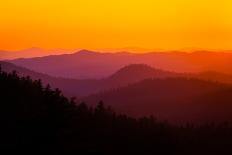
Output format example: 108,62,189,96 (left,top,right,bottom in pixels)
0,68,232,154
